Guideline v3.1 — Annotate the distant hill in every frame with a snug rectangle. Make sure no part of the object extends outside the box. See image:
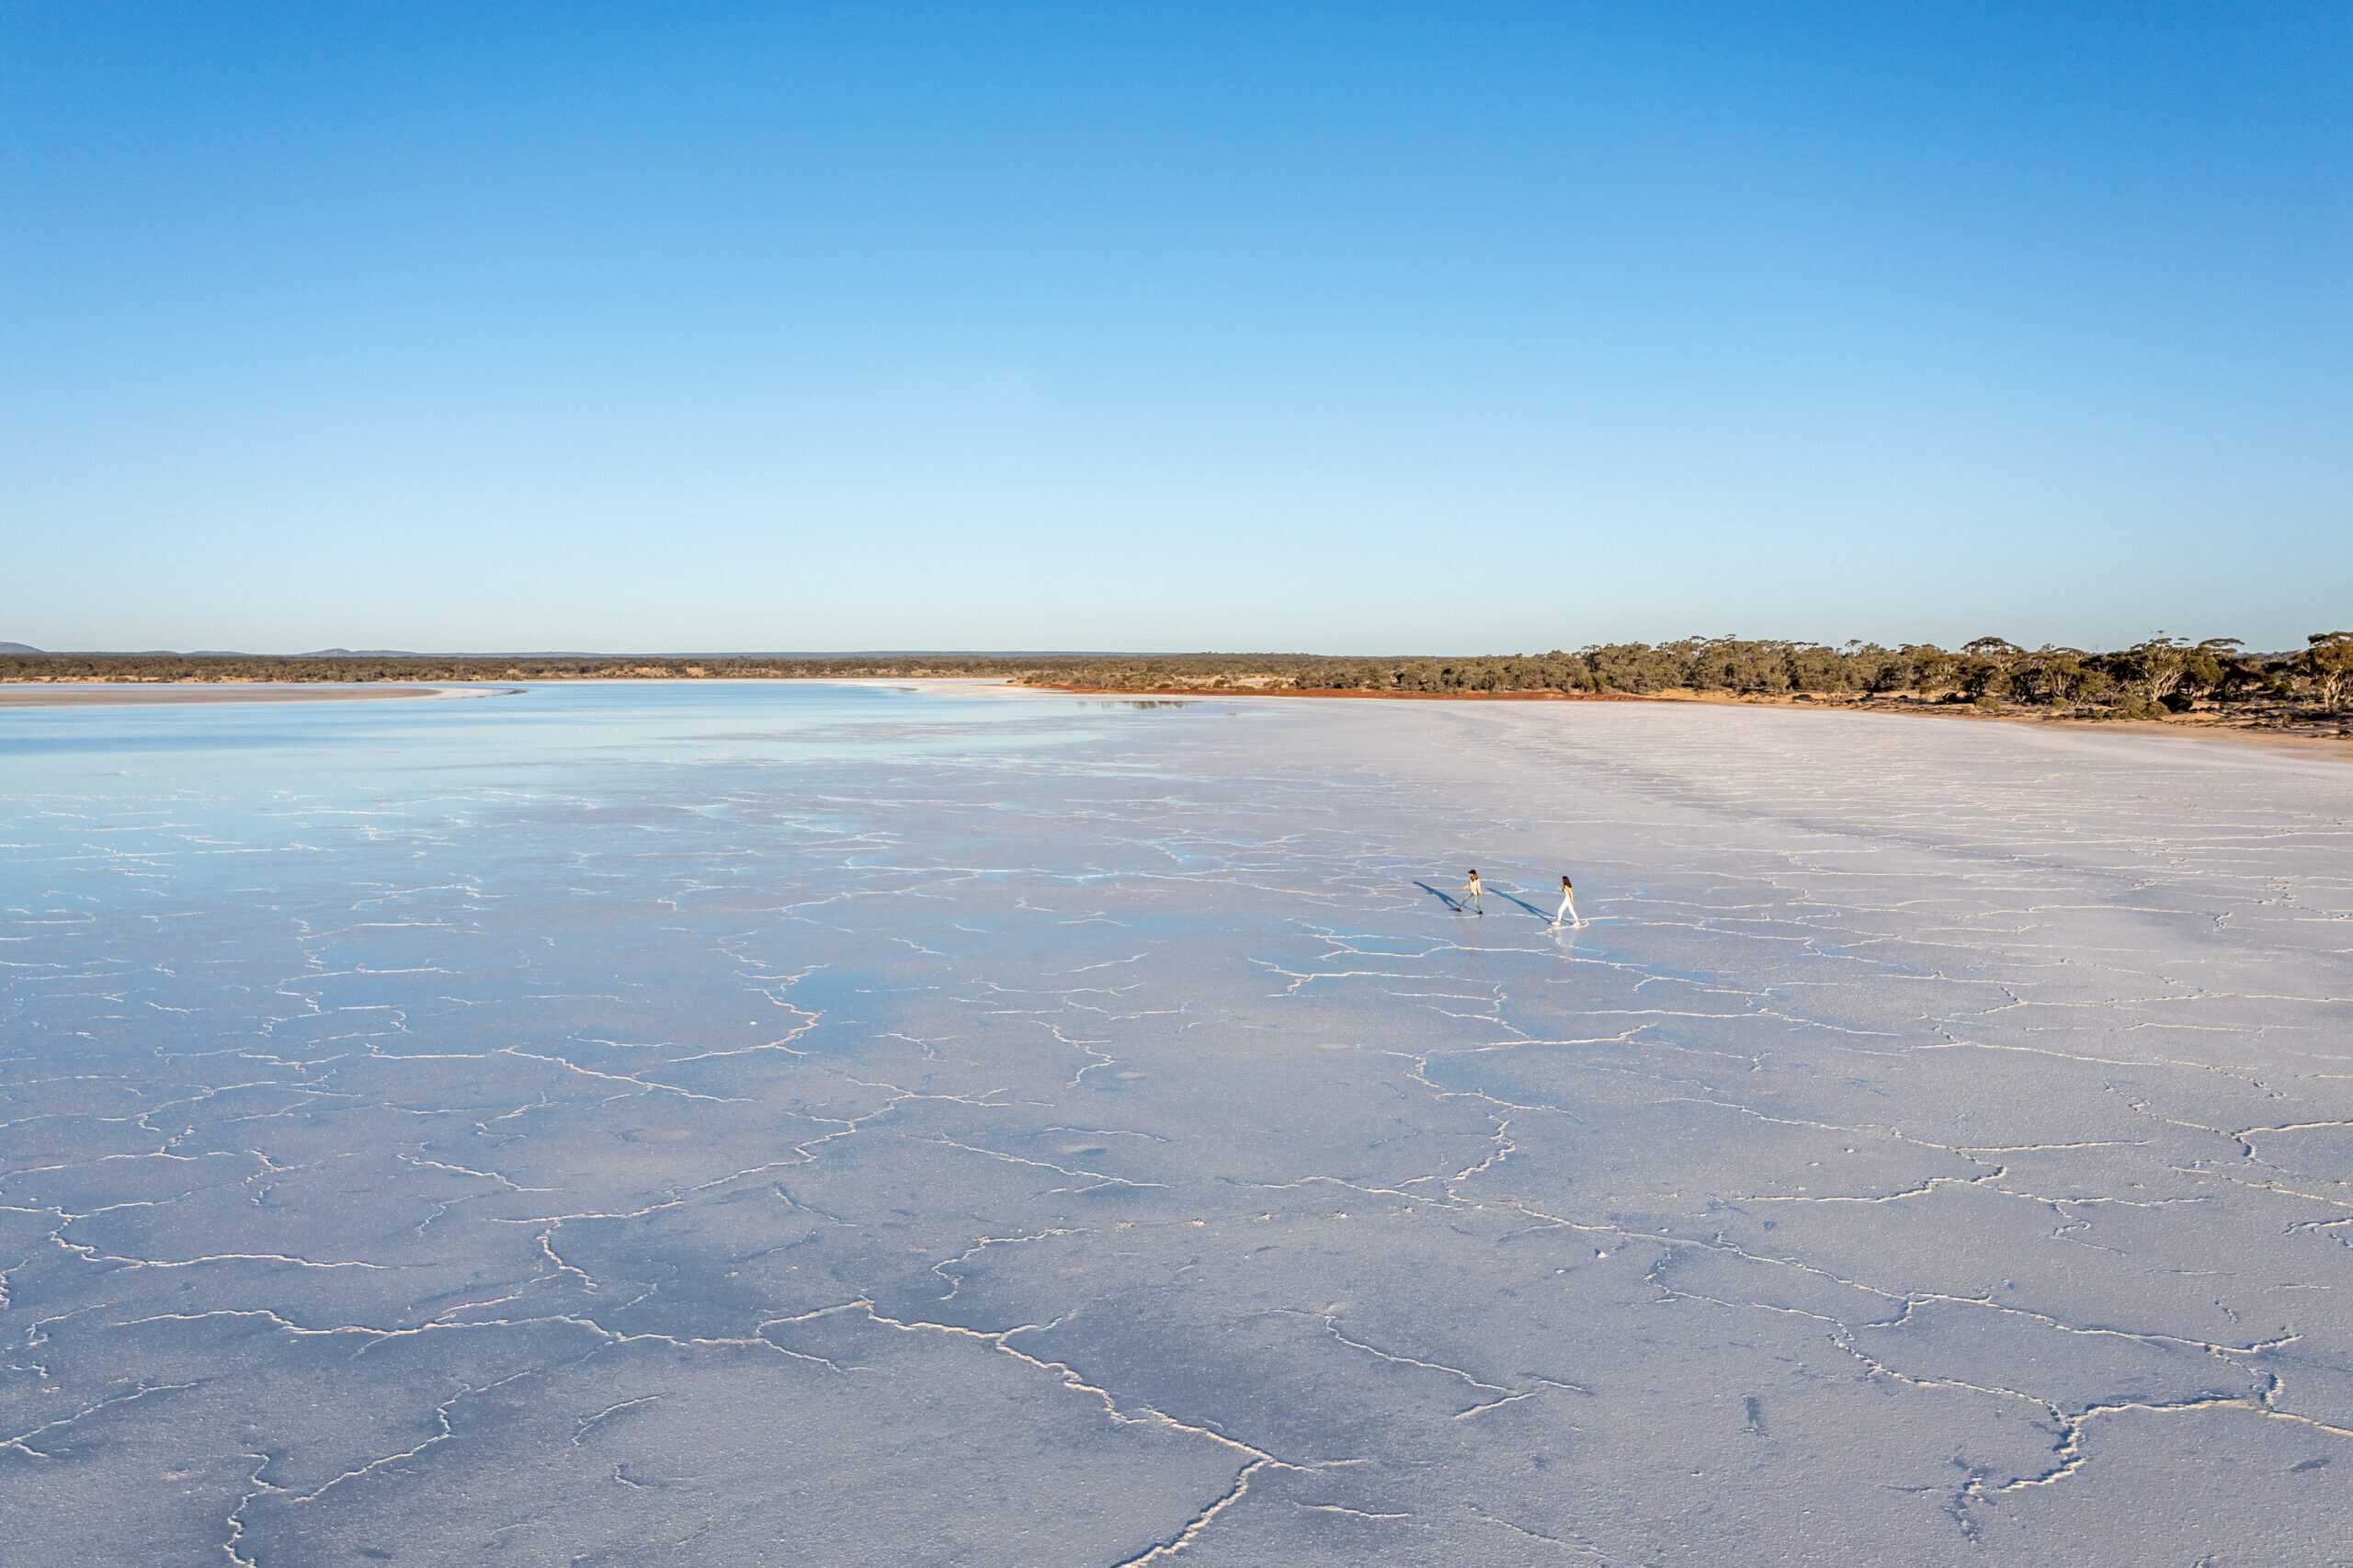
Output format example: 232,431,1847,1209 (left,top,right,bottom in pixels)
0,642,41,654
